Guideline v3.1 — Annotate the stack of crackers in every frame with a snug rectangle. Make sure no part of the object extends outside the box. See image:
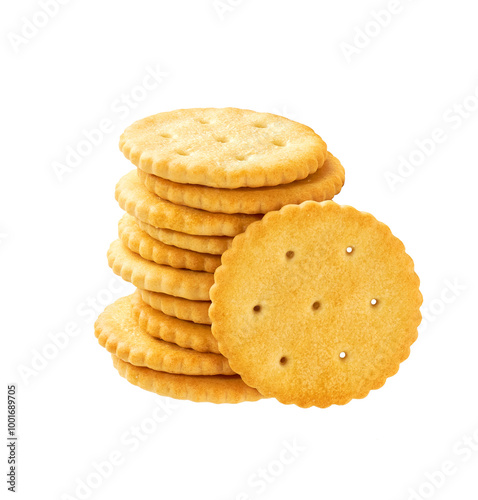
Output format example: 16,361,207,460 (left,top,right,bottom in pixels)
95,108,422,408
